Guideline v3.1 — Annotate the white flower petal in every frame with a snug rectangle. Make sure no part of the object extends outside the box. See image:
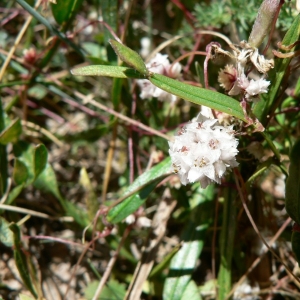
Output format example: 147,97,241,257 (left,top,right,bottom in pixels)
245,78,270,96
169,113,239,188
